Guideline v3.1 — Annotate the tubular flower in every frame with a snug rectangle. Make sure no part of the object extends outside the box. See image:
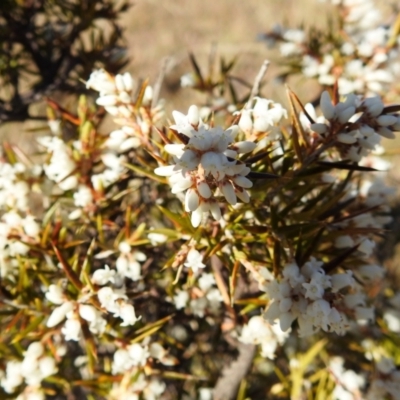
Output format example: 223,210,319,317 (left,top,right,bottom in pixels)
155,106,256,227
263,258,373,336
310,91,399,162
